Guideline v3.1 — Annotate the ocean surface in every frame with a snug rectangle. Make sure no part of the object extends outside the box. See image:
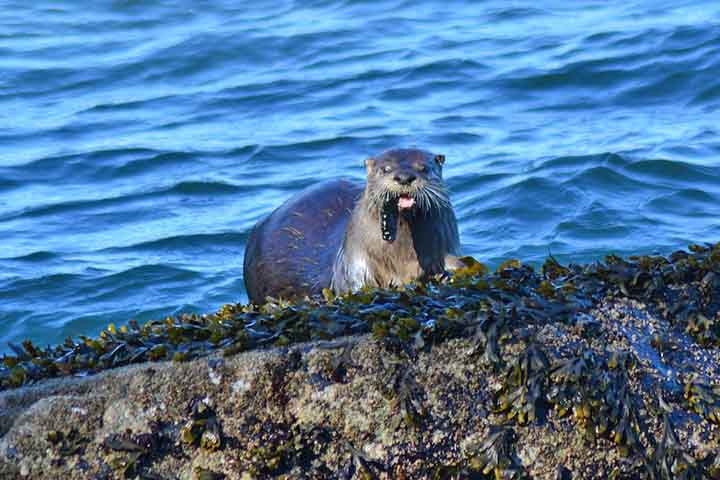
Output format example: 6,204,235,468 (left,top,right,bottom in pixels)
1,0,720,350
